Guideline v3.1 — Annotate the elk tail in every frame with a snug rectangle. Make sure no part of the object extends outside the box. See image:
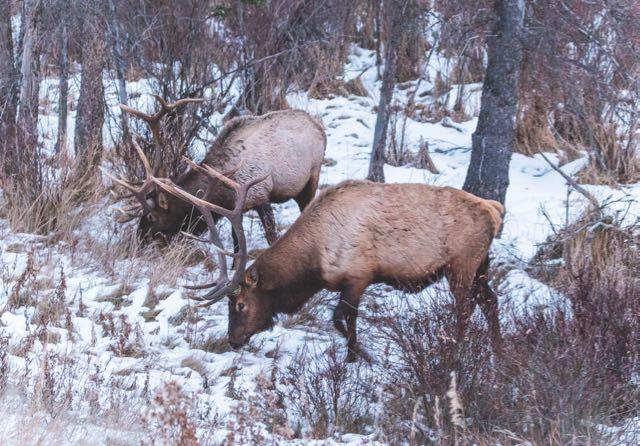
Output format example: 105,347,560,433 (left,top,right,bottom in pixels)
484,200,505,237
